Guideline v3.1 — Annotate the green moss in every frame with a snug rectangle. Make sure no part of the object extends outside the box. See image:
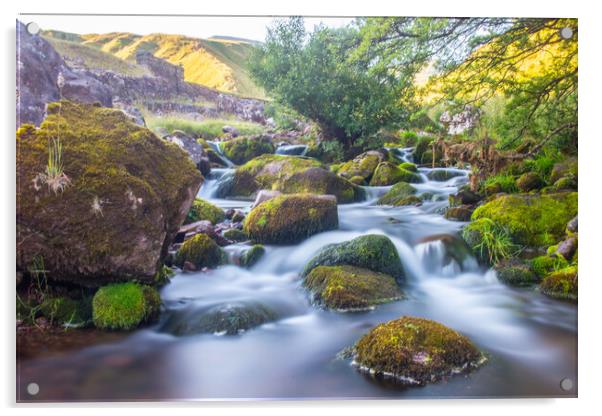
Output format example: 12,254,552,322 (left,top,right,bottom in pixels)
462,218,518,265
92,282,161,330
221,136,275,165
369,162,421,186
426,170,463,182
529,256,569,278
223,228,248,242
495,260,539,287
175,234,226,269
240,244,265,268
185,198,225,225
413,137,432,164
540,266,578,301
302,234,405,282
377,182,418,206
154,264,175,285
40,296,91,326
482,174,518,195
16,101,203,286
304,265,403,311
471,193,578,247
337,151,383,181
349,175,366,186
516,172,544,192
444,206,473,221
353,316,484,385
398,162,418,172
243,194,338,244
549,158,578,184
553,177,577,191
